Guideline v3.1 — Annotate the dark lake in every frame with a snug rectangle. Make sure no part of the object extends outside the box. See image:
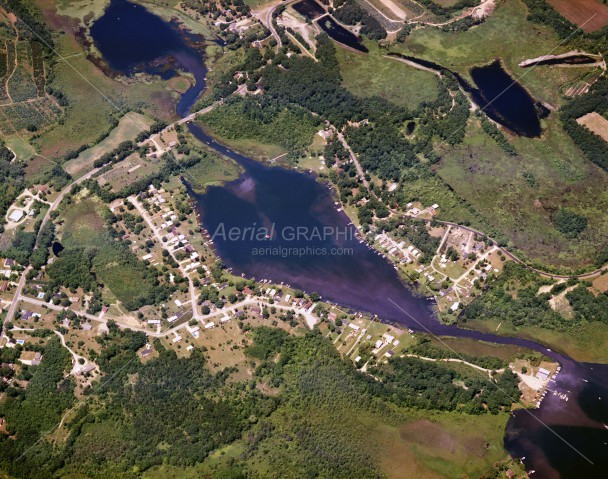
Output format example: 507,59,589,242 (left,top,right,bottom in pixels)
469,60,541,137
293,0,326,20
387,53,541,137
91,2,608,477
316,15,368,53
